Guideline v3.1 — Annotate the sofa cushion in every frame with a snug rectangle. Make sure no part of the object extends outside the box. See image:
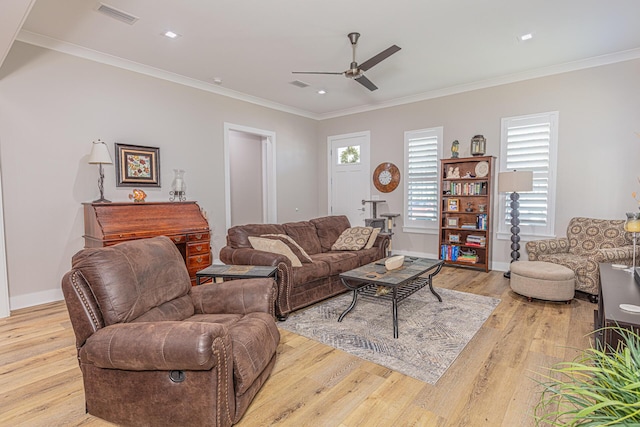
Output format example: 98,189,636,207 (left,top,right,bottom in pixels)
261,234,312,263
331,227,374,251
283,221,323,255
227,223,287,248
248,236,302,267
310,251,360,275
310,215,351,252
